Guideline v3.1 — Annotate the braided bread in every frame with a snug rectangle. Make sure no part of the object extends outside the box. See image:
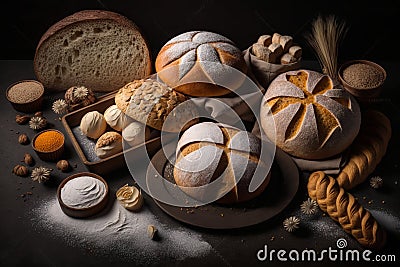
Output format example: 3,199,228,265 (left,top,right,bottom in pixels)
308,171,386,249
336,110,391,190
